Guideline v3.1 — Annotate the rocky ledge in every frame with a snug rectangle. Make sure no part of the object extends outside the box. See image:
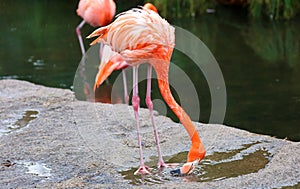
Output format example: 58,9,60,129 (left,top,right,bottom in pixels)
0,79,299,188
